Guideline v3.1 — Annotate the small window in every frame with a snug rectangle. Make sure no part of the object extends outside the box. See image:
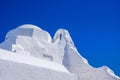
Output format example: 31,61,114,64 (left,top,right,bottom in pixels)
43,54,53,61
59,33,62,40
